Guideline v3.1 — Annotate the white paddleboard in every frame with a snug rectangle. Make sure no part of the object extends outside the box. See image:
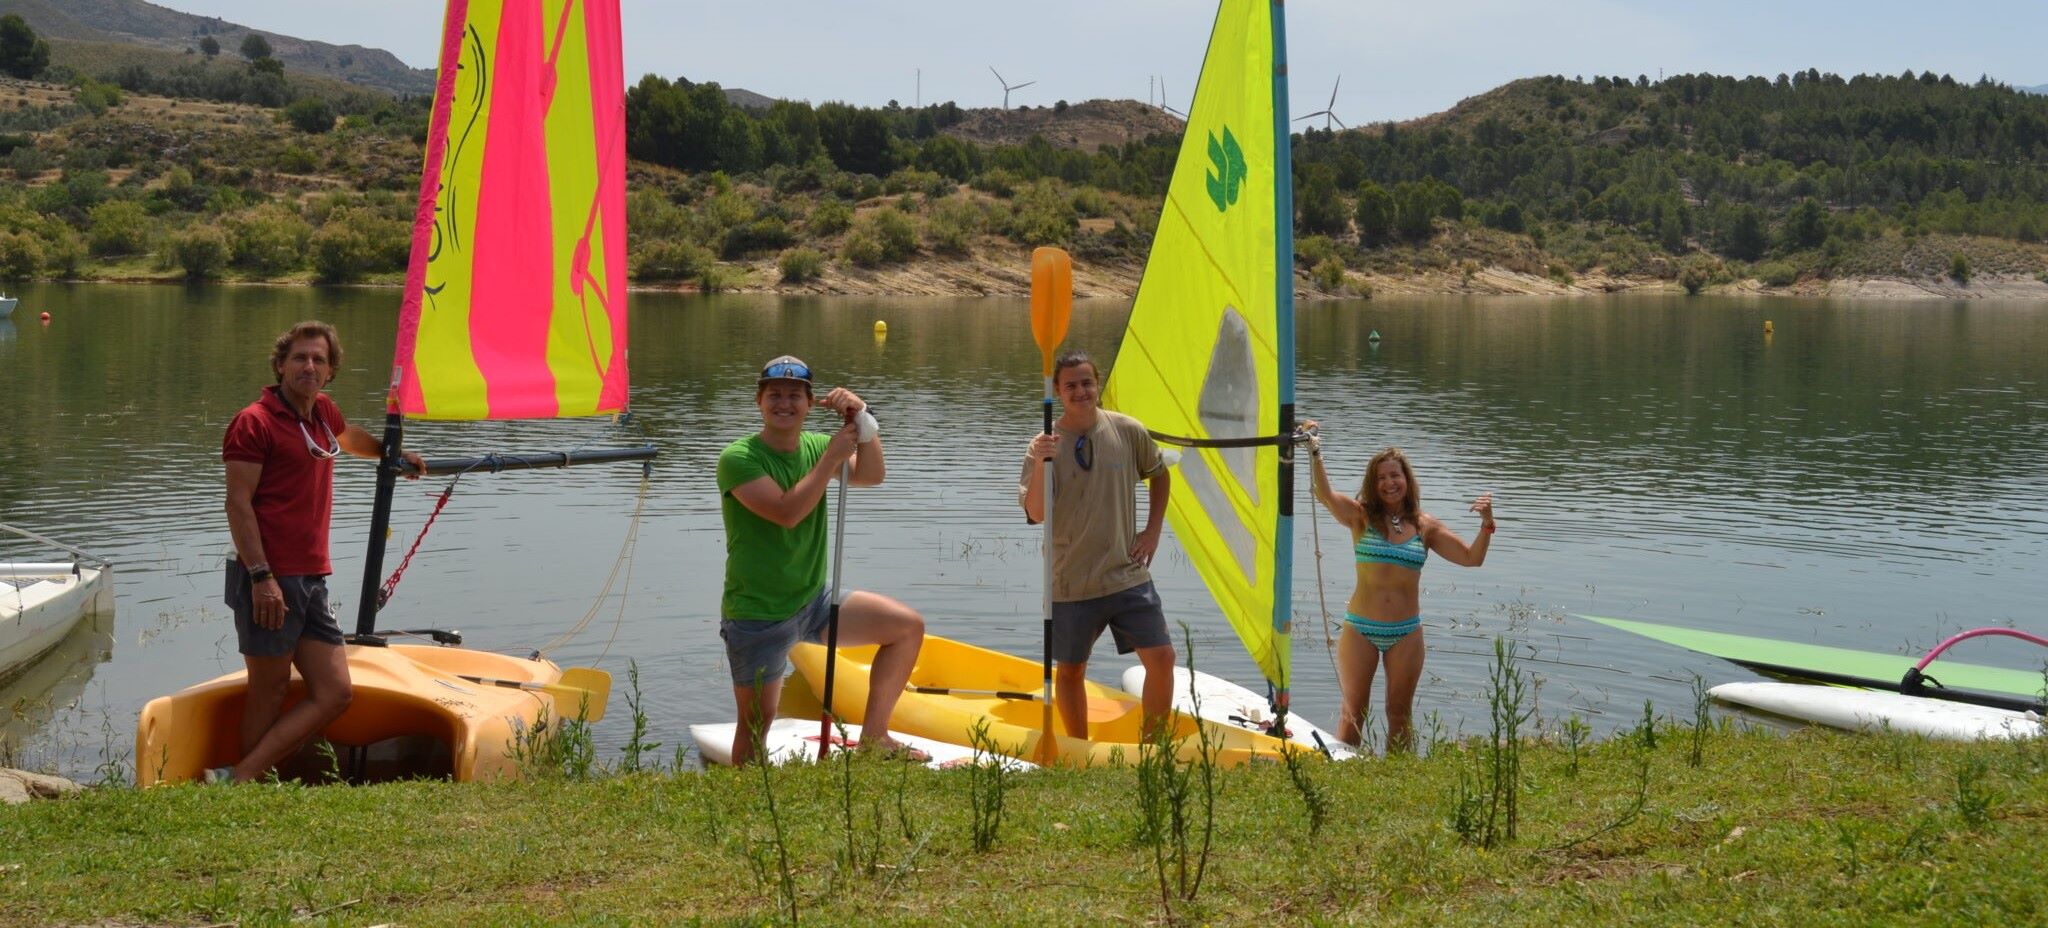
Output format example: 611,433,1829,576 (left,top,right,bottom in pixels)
689,718,1036,771
1710,681,2042,741
1122,665,1359,760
